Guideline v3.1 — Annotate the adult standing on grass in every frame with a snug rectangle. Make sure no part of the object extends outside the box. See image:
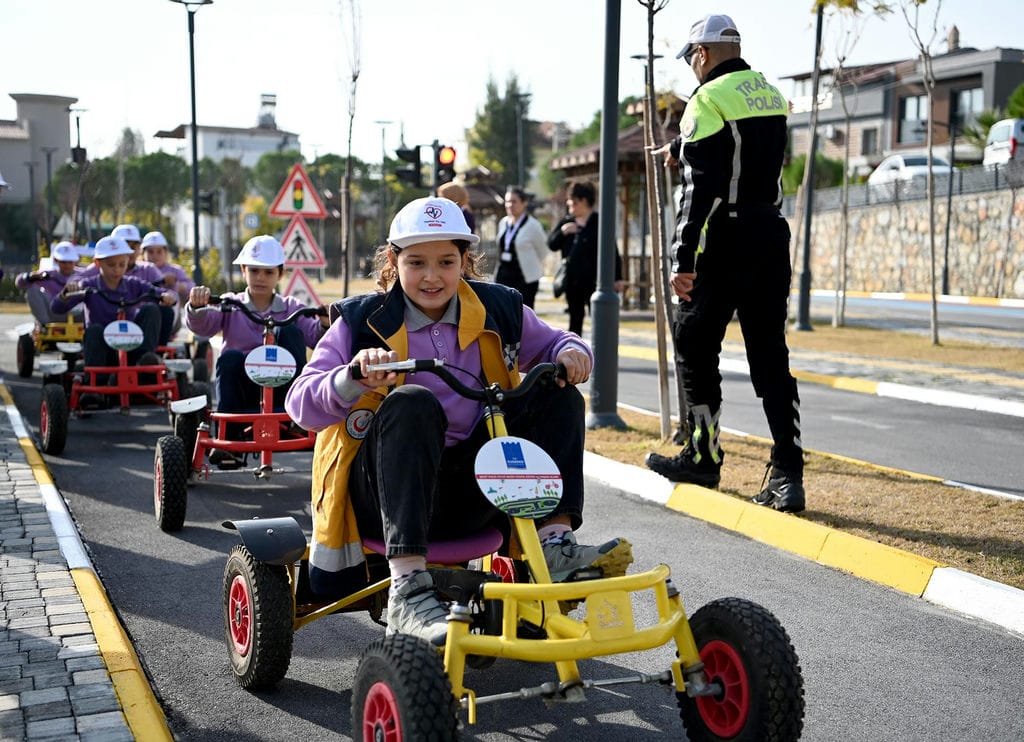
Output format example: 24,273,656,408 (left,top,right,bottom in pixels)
643,13,805,513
